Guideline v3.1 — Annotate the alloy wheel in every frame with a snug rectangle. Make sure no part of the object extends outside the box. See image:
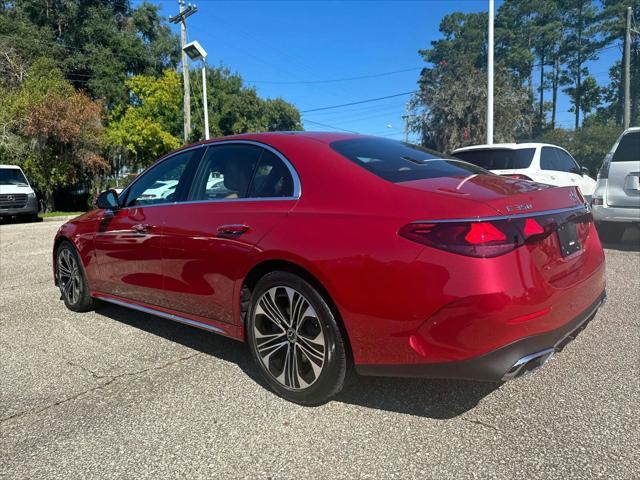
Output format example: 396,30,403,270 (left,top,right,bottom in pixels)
252,286,326,390
58,248,81,305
